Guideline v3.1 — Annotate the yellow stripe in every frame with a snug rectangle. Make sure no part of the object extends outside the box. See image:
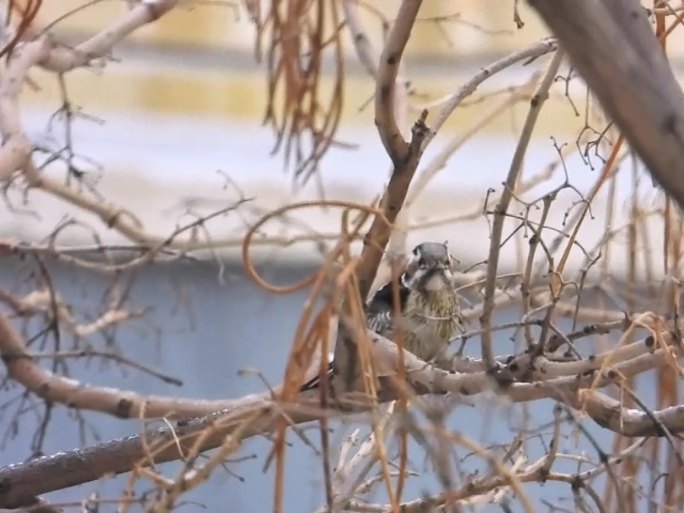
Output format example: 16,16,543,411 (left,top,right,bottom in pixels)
23,65,596,137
